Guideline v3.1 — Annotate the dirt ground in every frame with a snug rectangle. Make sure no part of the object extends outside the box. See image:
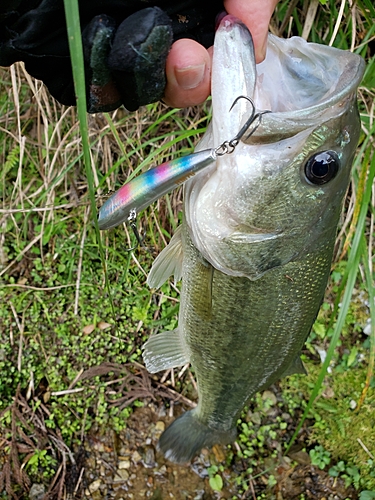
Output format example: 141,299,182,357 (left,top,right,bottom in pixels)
57,404,357,500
